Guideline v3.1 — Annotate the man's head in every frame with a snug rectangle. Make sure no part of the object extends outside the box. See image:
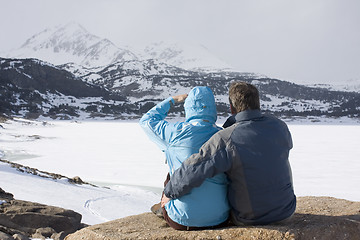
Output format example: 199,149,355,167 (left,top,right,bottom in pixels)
229,82,260,114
